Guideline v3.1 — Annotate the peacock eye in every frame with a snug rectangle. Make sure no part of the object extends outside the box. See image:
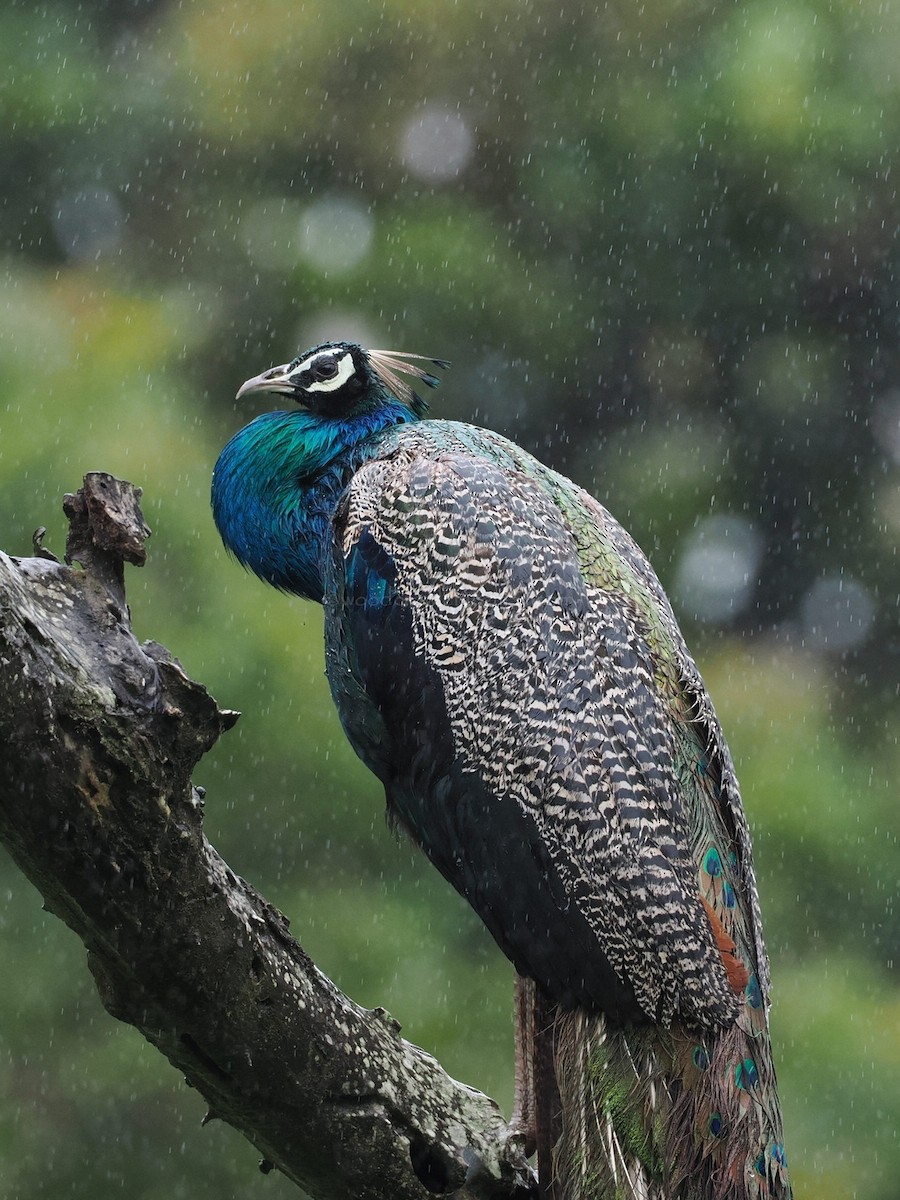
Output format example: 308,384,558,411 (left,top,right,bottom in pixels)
314,360,339,381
